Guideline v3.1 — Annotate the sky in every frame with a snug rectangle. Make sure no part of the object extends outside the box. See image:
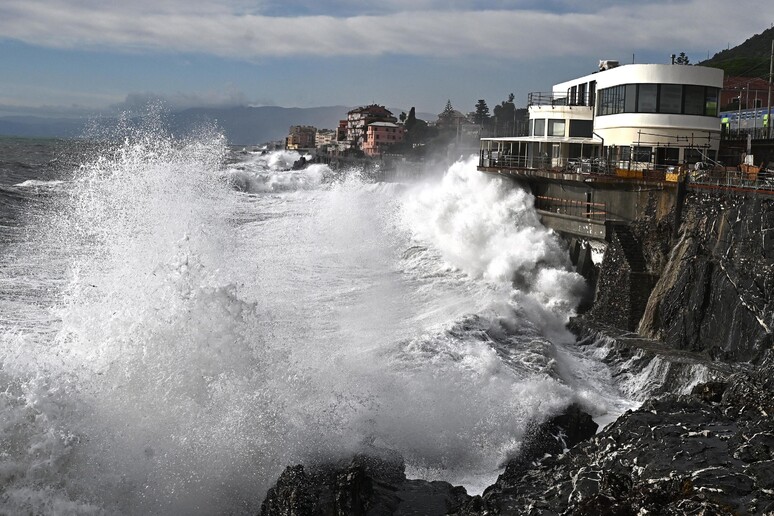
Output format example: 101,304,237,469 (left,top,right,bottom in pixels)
1,0,772,118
